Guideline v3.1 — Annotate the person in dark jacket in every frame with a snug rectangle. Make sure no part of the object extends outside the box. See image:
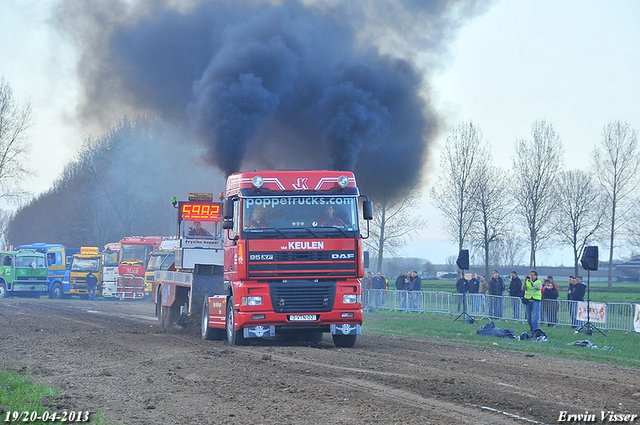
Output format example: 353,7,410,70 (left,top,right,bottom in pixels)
488,270,504,318
468,273,480,312
396,270,407,309
456,273,468,312
508,271,524,319
541,277,559,326
568,275,587,327
410,271,422,311
86,272,98,301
